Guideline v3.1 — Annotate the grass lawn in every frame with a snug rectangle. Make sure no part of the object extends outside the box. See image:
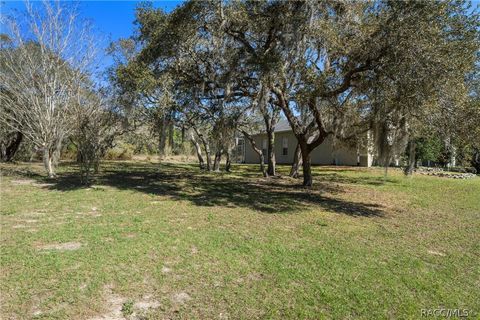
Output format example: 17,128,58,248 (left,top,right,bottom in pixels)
0,161,479,319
